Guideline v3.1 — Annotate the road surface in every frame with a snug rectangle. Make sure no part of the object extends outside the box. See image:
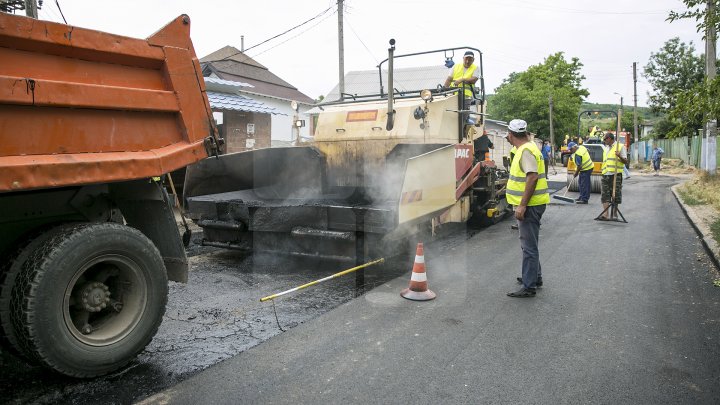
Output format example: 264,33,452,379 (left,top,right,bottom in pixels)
143,174,720,404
